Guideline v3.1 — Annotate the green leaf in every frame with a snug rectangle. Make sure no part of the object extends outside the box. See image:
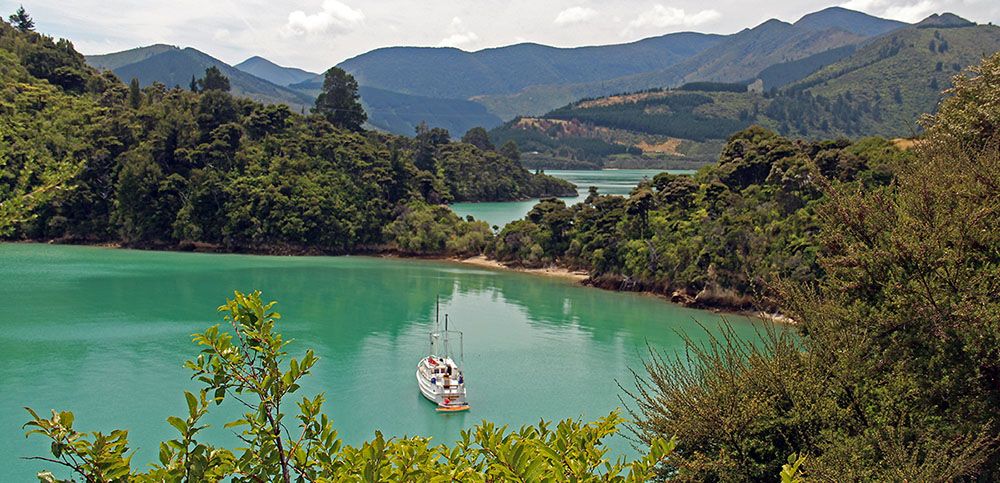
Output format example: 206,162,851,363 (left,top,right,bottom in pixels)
185,391,198,417
167,416,188,435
